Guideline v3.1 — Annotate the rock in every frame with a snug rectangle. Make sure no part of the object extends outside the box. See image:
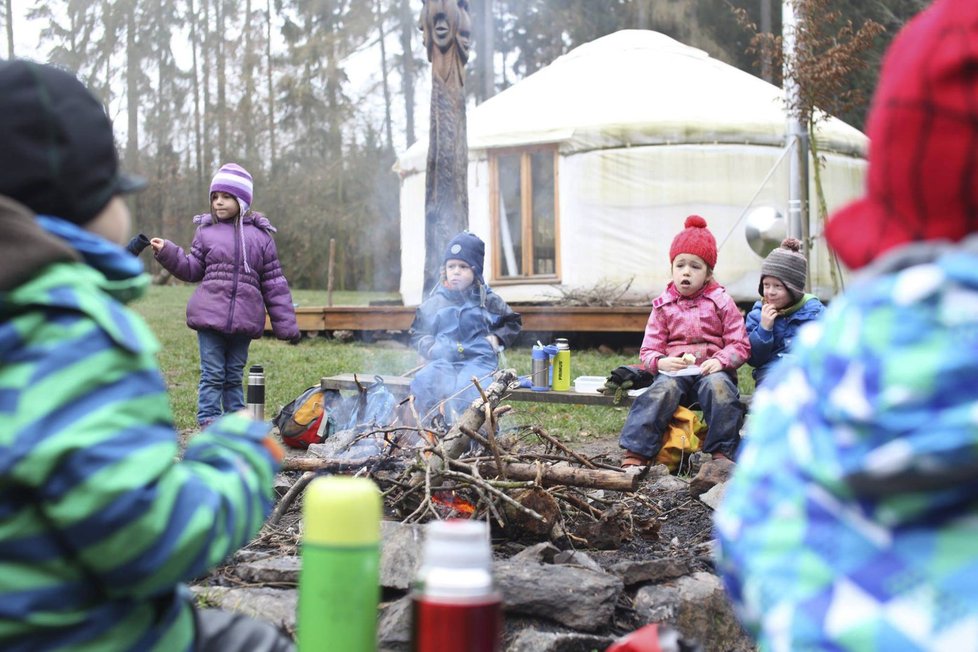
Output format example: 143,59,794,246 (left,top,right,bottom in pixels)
649,474,688,493
688,457,735,498
633,572,754,652
552,550,604,573
377,595,413,652
232,555,299,585
608,558,689,587
698,481,727,510
380,521,424,590
506,629,616,652
332,329,355,342
575,503,630,550
191,586,297,632
511,542,561,564
494,560,624,631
